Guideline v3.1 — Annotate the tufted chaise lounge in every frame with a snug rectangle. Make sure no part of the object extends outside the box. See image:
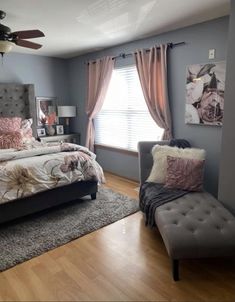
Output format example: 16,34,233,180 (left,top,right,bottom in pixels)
138,141,235,281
